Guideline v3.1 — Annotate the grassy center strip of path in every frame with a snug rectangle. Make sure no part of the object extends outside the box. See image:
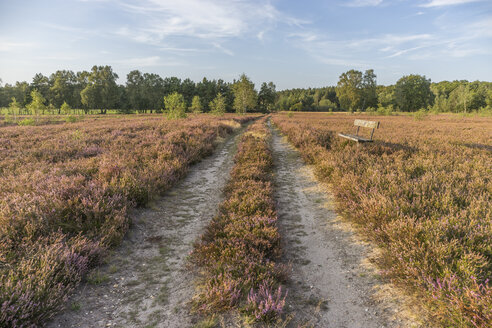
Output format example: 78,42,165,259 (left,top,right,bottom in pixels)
191,117,288,325
0,115,255,328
